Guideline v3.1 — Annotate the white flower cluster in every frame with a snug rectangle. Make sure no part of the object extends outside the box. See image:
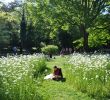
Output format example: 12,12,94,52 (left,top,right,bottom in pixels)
0,54,45,95
69,53,110,69
68,53,110,83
